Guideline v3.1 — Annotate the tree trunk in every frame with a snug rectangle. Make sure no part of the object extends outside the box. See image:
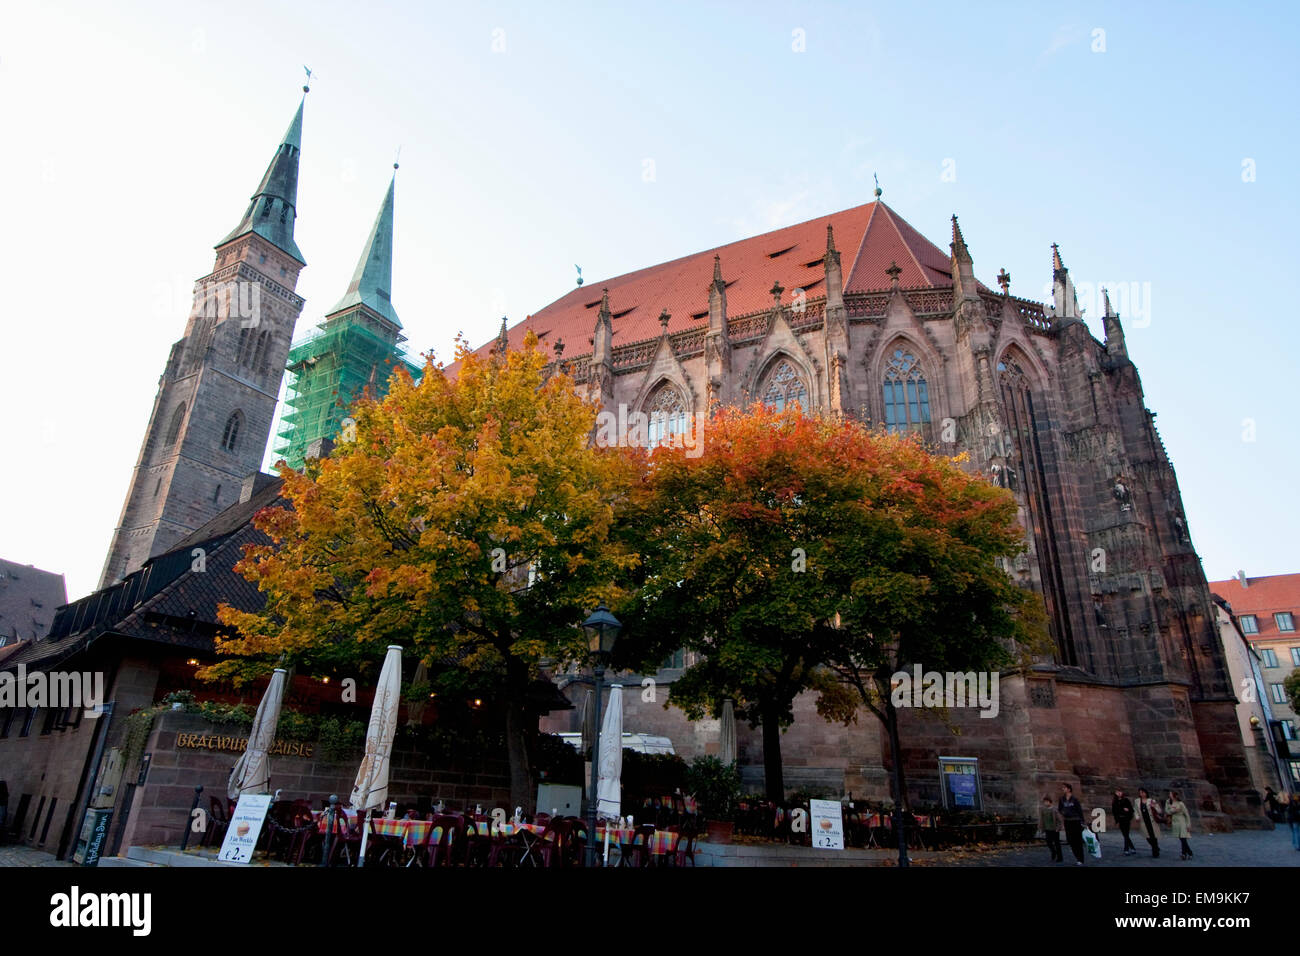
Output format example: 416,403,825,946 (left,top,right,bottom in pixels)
882,697,910,868
760,701,785,802
504,699,535,812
